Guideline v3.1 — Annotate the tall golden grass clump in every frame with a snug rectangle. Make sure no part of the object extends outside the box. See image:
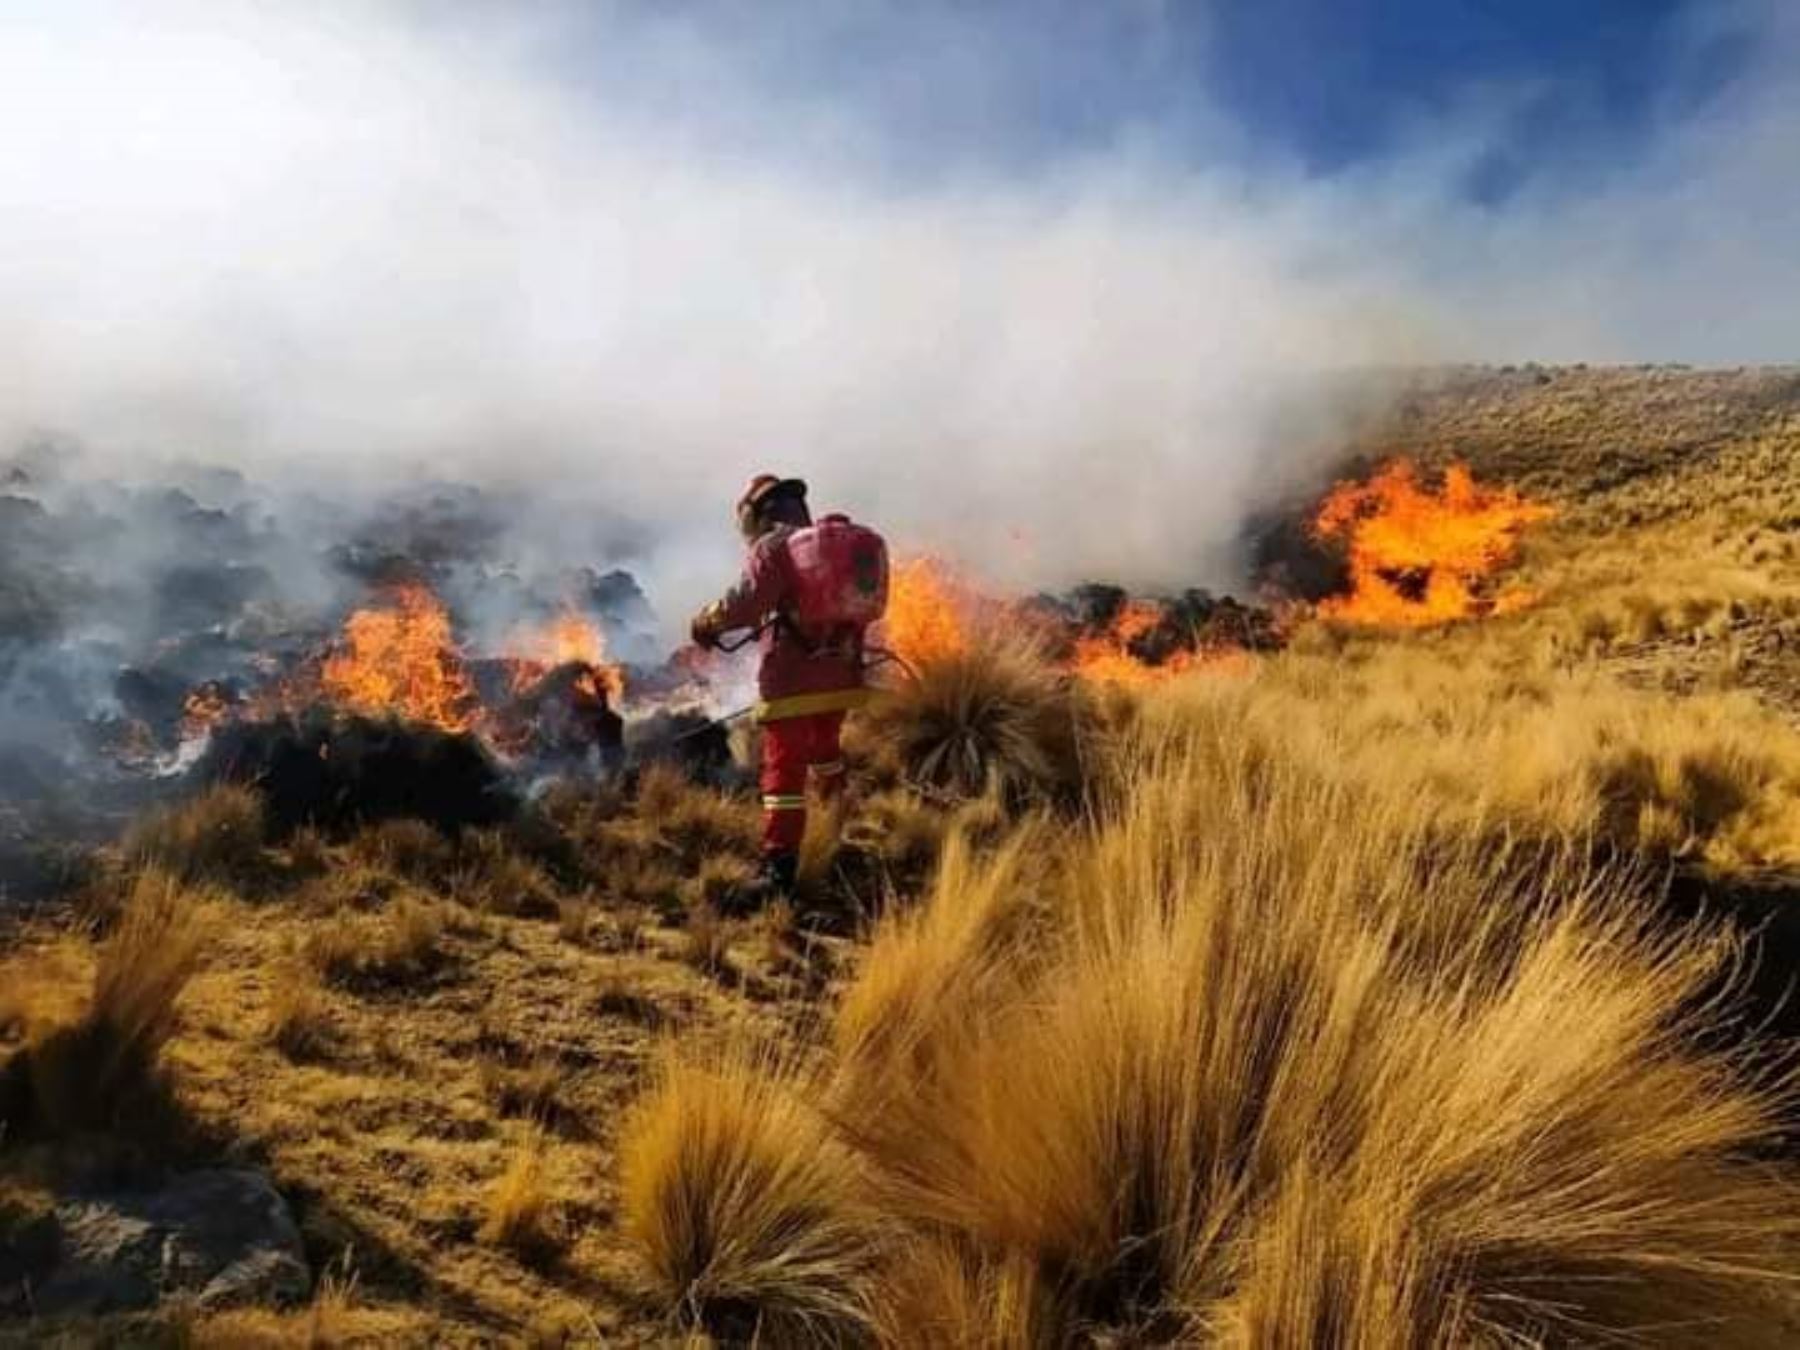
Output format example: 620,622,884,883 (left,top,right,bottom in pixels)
624,709,1800,1343
859,636,1091,806
480,1128,564,1265
620,1056,890,1344
830,826,1052,1169
4,870,209,1137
